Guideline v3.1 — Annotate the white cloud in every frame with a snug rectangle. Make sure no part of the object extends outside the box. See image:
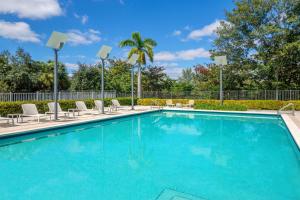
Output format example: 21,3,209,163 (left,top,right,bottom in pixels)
177,48,210,60
65,62,79,70
155,51,177,61
172,30,181,36
187,20,222,40
67,29,101,46
0,0,62,19
74,13,89,24
165,67,184,79
154,62,179,67
0,21,40,43
155,48,210,62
